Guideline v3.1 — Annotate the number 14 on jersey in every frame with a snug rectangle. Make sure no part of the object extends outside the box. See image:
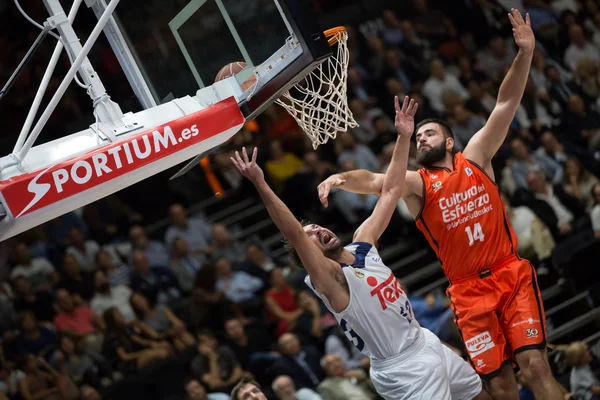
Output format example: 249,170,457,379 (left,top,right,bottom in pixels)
465,222,485,246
